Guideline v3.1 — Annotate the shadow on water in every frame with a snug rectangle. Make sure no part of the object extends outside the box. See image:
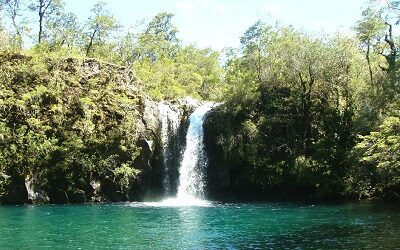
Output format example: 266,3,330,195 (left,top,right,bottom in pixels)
221,200,400,249
265,223,399,249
